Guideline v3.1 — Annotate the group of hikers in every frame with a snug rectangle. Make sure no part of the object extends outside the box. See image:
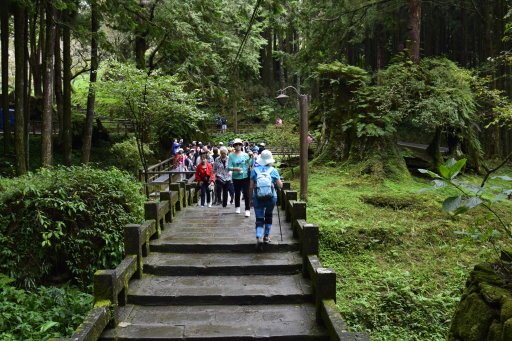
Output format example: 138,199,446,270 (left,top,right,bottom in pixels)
171,138,282,249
